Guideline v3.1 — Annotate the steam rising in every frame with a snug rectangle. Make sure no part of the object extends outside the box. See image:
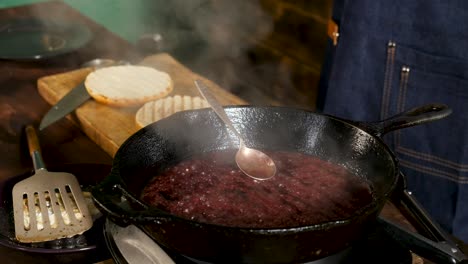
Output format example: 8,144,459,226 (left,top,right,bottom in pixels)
147,0,275,103
27,1,278,103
